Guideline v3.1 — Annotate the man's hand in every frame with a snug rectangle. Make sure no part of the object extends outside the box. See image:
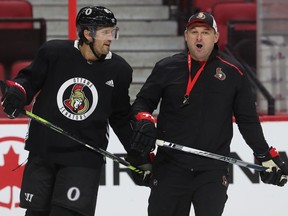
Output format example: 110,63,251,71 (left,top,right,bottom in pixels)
130,112,157,155
254,147,288,186
125,152,155,187
0,80,26,118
